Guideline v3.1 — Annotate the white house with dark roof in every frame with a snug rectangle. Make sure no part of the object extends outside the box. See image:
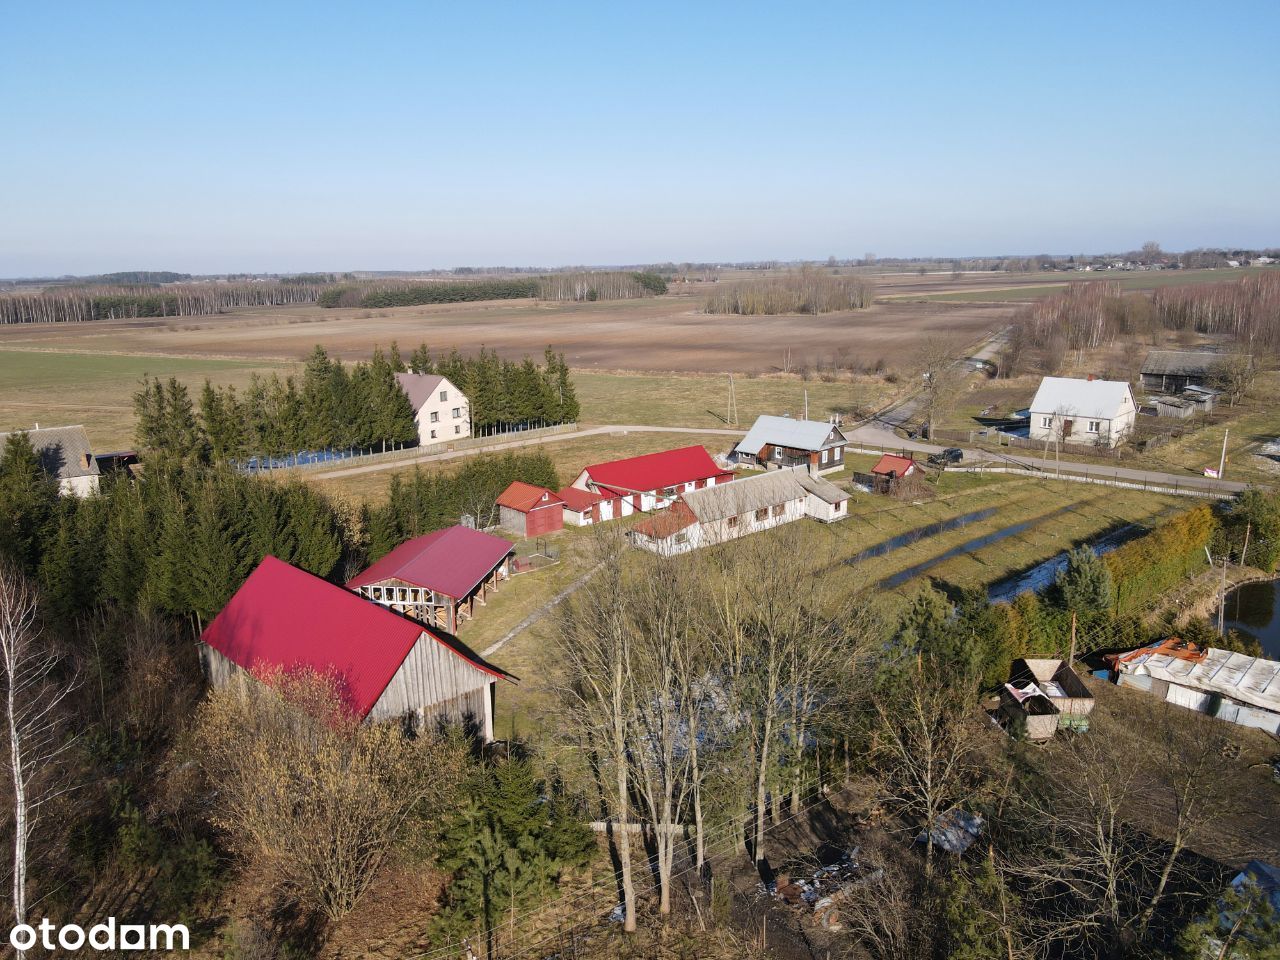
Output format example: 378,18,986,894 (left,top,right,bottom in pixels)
394,373,470,444
0,425,100,496
1028,377,1136,448
733,415,847,474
